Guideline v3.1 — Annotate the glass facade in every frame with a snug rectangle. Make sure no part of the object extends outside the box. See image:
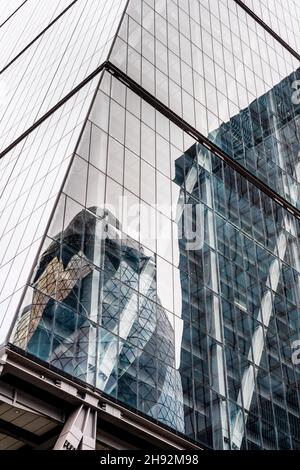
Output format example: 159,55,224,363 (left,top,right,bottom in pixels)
1,0,300,451
0,0,127,150
111,0,300,206
0,0,127,343
239,0,300,54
